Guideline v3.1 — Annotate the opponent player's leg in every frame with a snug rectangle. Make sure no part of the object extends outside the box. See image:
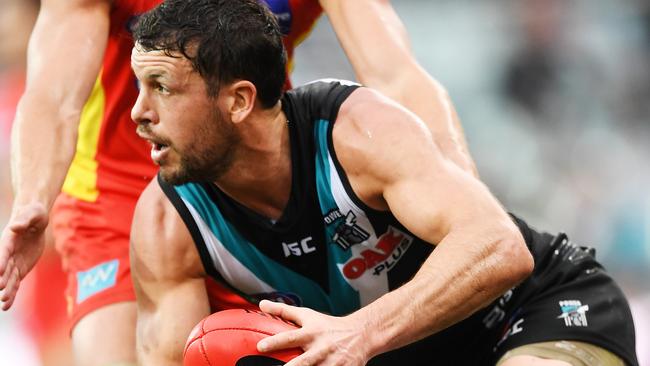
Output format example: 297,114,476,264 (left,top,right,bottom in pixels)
18,243,72,366
53,193,138,366
72,301,137,366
